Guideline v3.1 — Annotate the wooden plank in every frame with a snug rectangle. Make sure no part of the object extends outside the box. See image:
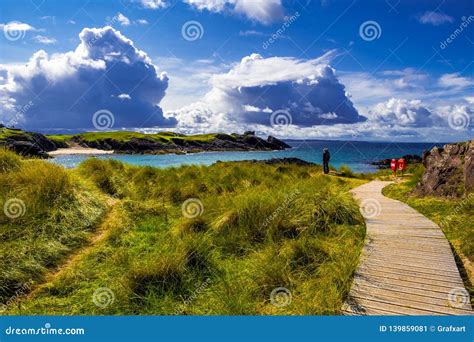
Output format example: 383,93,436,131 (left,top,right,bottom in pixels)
356,268,464,288
346,296,446,315
363,248,456,261
359,261,463,279
363,246,455,259
353,277,455,301
348,295,467,316
352,274,462,296
365,257,459,271
352,285,472,312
